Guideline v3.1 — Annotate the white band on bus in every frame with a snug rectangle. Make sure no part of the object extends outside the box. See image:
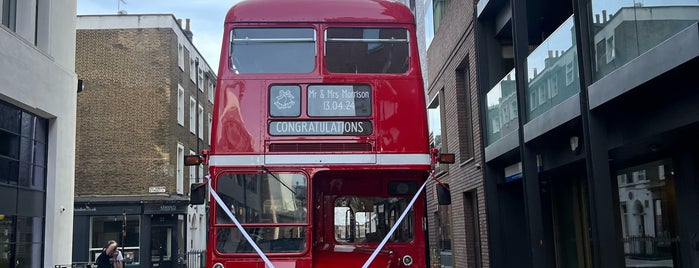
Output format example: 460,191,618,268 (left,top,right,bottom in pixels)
208,176,276,268
362,172,431,268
